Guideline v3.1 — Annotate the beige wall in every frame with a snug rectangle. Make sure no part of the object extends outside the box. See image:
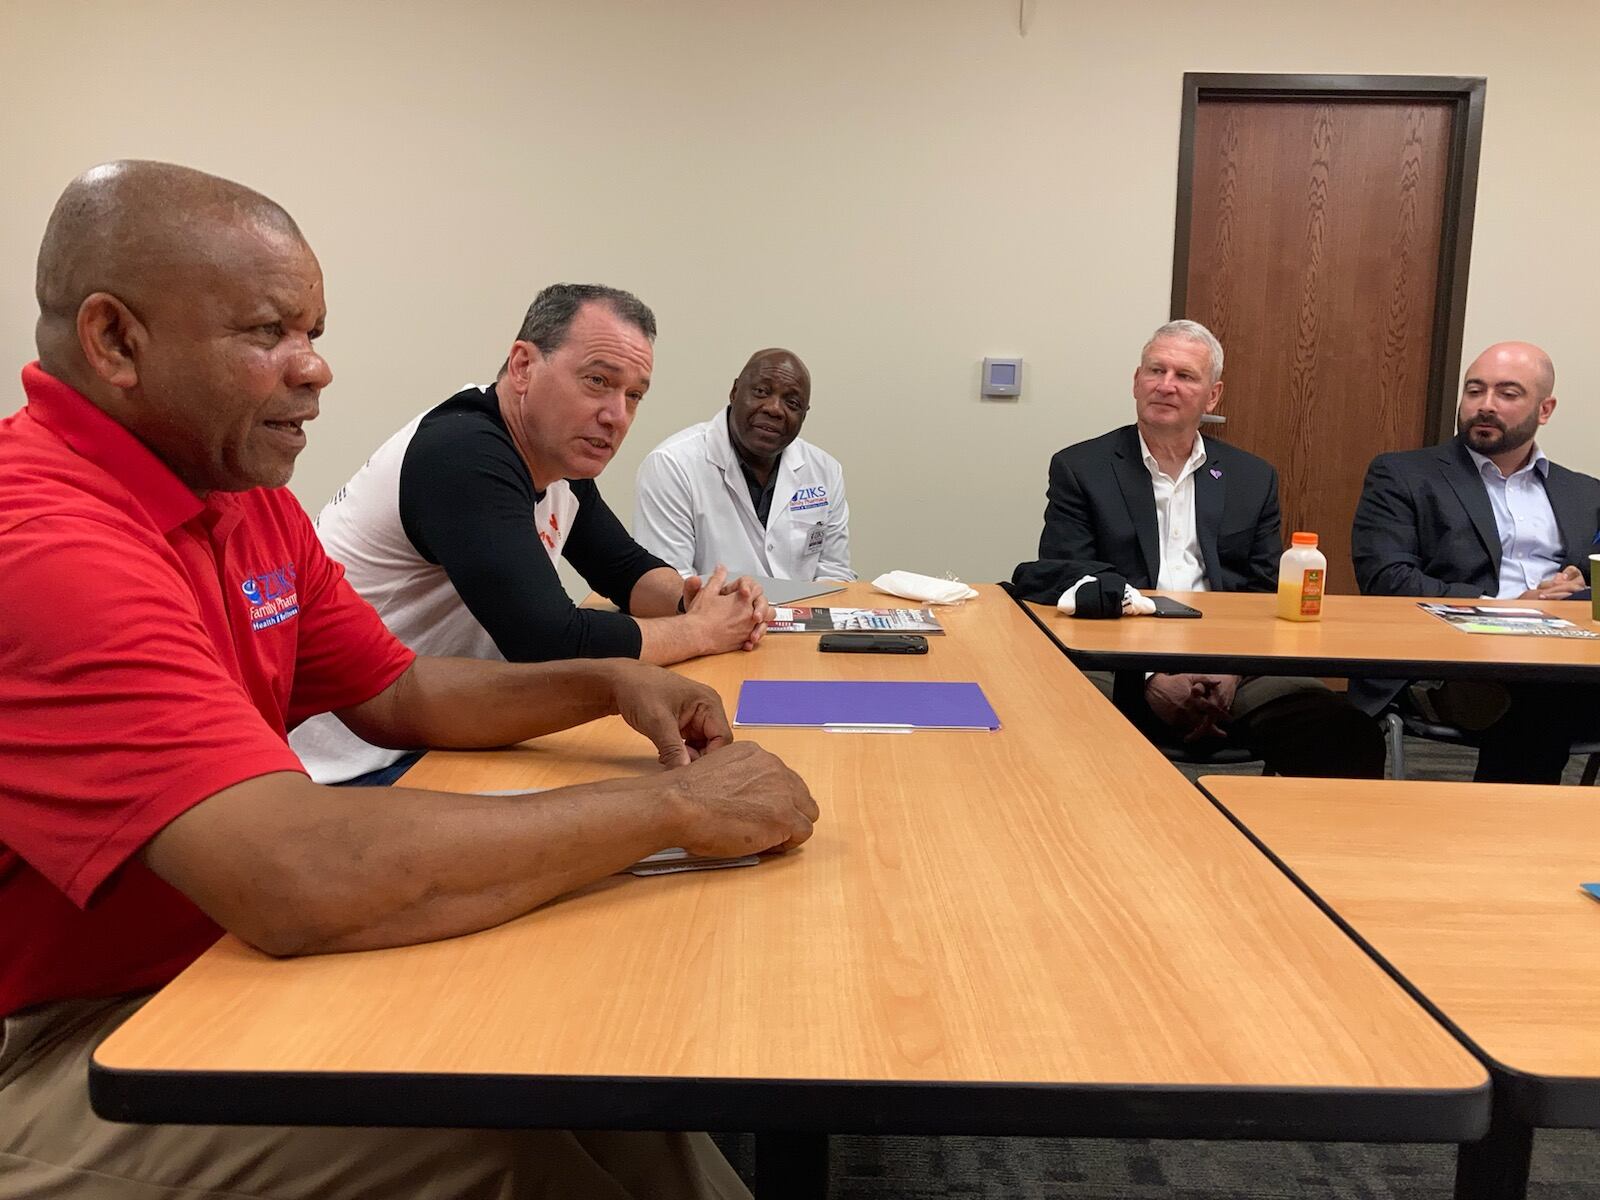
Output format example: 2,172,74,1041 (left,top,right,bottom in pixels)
3,0,1596,585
